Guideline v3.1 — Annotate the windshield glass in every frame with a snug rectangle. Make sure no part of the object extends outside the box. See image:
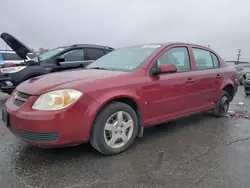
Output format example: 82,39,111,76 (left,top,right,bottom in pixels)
86,44,162,71
32,48,65,62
